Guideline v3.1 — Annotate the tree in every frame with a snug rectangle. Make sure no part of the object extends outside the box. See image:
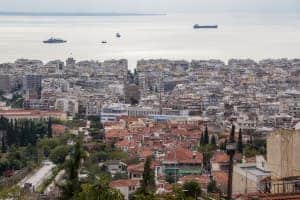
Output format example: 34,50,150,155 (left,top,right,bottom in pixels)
132,156,156,199
183,181,201,199
132,193,158,200
237,128,243,154
229,124,235,143
249,135,253,146
210,135,216,146
207,179,218,193
59,138,85,199
49,145,69,164
113,172,128,180
130,97,139,106
165,173,175,184
47,118,53,138
76,181,124,200
204,125,209,145
1,133,7,153
38,138,59,157
220,139,227,151
172,185,186,200
200,133,204,146
140,156,156,194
